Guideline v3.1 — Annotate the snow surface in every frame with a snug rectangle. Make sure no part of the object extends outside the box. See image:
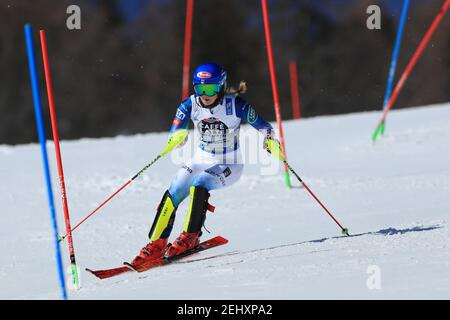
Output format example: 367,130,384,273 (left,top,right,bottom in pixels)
1,102,449,299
